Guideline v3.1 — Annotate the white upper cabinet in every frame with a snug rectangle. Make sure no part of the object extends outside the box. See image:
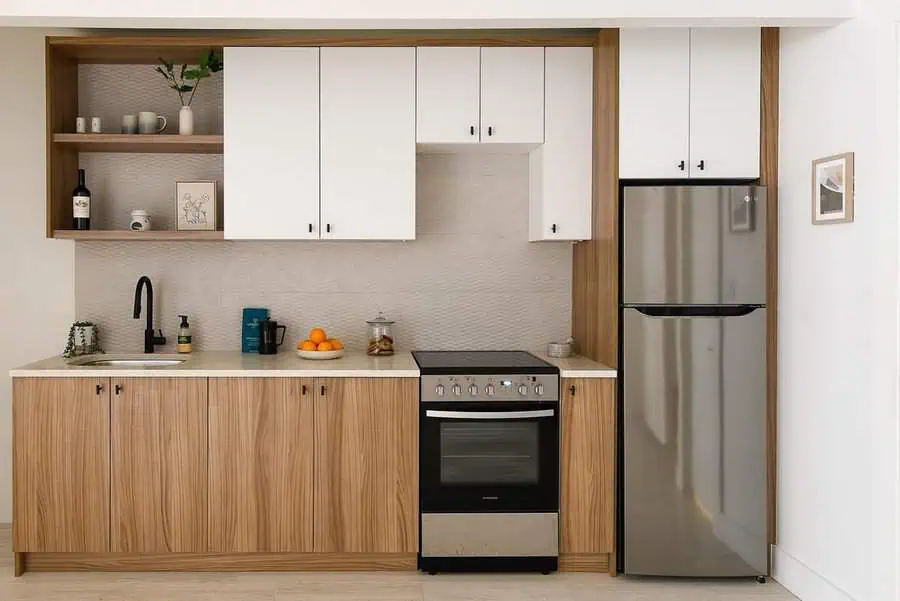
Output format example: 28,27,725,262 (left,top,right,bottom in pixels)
480,47,545,144
320,47,416,240
688,28,761,179
619,28,761,180
224,47,320,239
619,29,691,179
529,47,593,241
416,47,481,144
